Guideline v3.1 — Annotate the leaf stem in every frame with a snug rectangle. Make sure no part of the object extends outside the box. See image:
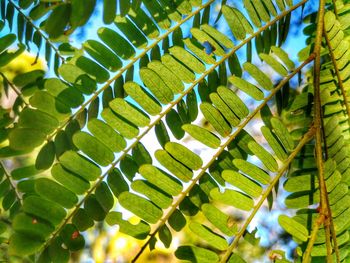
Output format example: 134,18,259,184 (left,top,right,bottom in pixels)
303,0,331,262
133,54,315,263
40,0,310,255
221,126,316,263
45,0,215,142
302,214,325,263
0,161,22,205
